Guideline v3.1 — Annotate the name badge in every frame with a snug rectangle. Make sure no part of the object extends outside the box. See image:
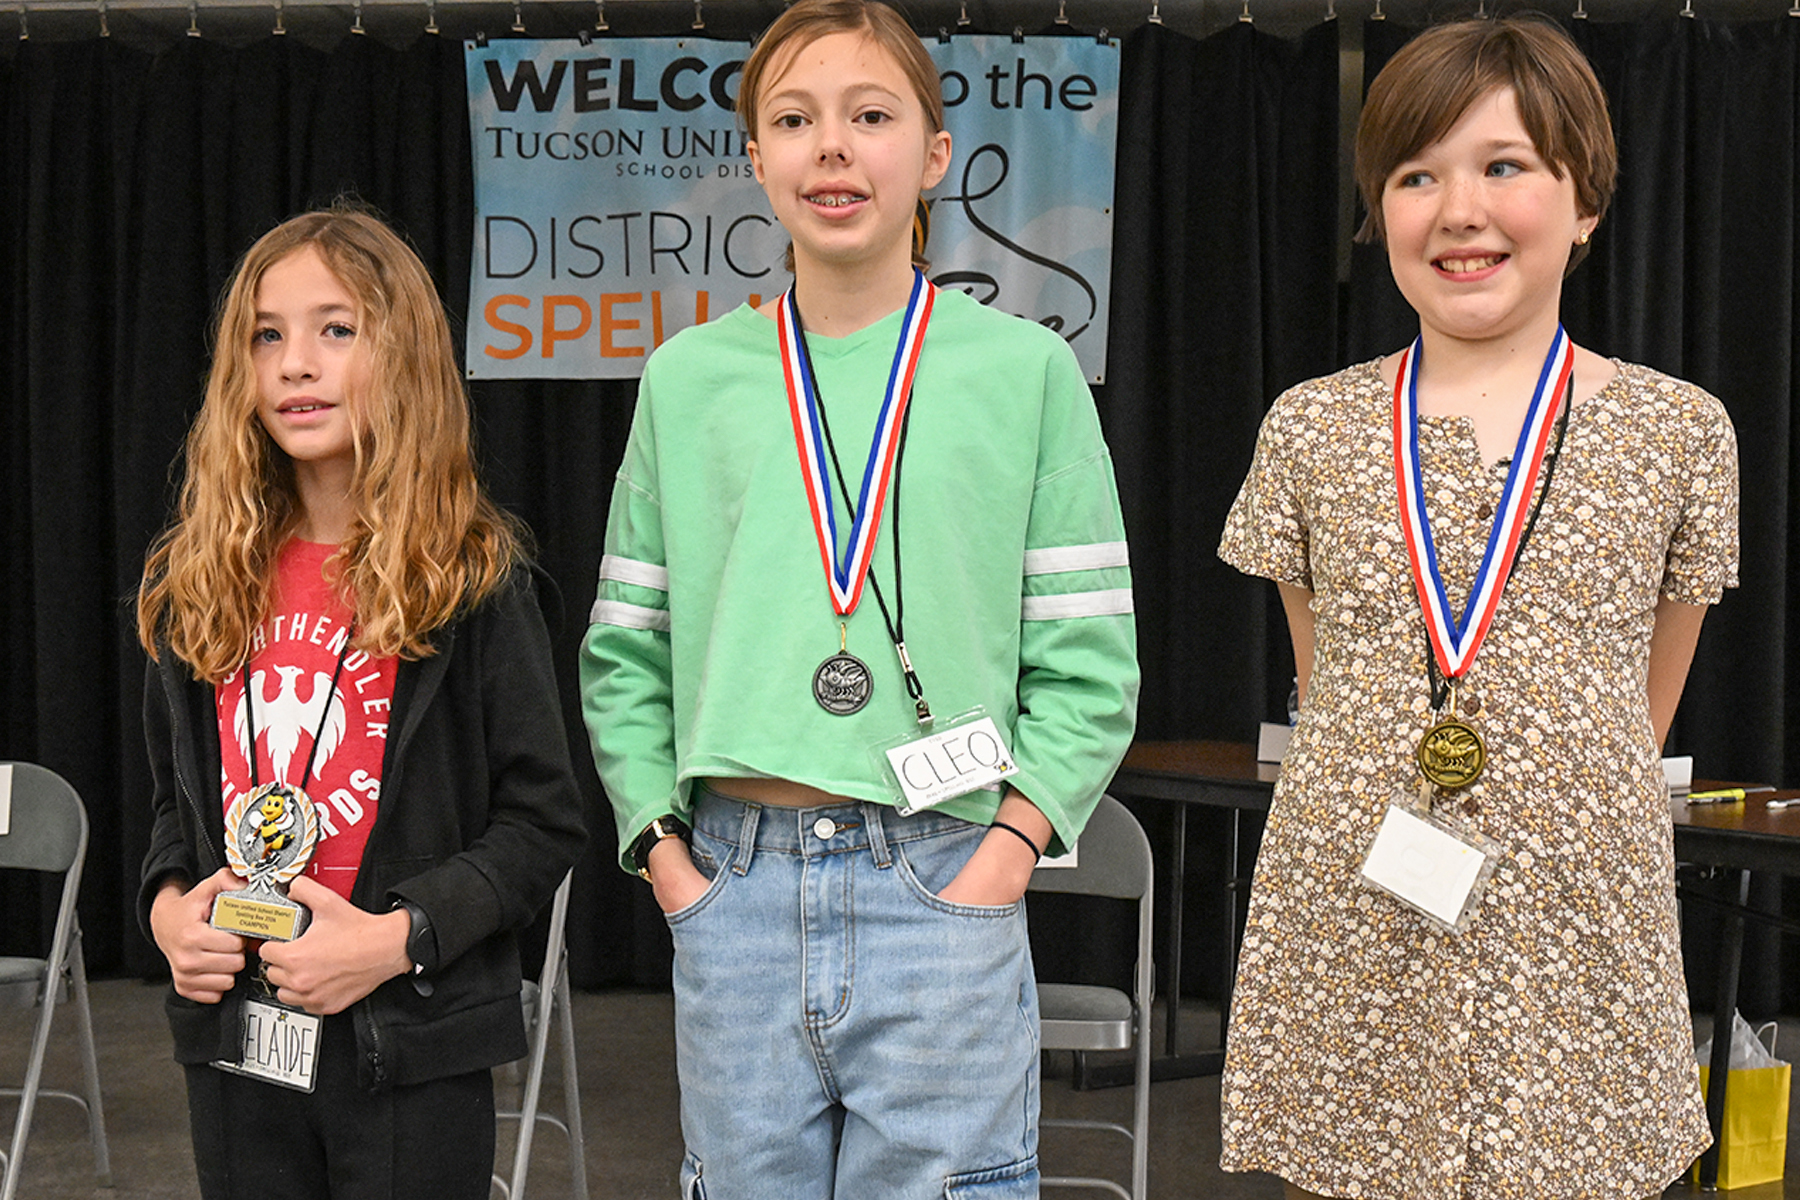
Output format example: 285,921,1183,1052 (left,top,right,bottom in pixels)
213,997,322,1093
1358,801,1497,934
879,709,1018,816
